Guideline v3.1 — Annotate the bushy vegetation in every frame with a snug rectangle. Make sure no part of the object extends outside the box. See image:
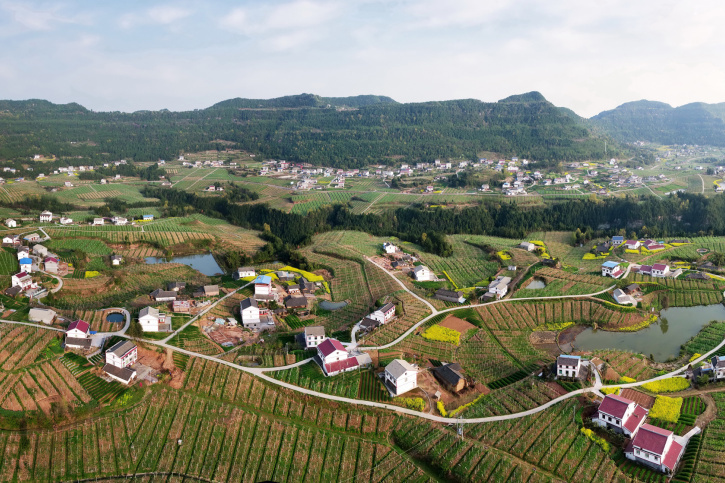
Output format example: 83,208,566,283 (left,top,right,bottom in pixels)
649,396,683,423
641,377,690,393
